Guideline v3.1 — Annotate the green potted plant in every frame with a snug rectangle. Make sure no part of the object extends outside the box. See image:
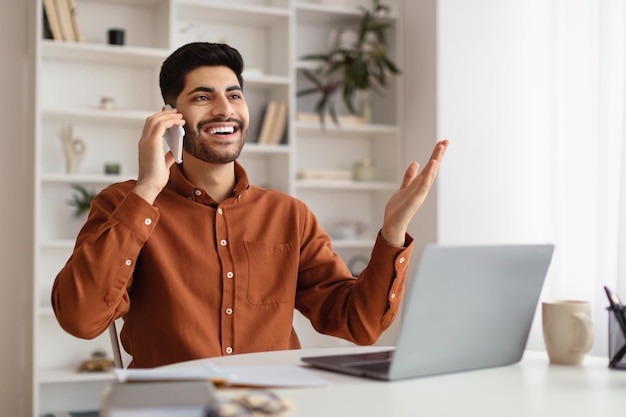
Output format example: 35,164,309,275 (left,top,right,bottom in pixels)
67,184,96,218
297,0,400,126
